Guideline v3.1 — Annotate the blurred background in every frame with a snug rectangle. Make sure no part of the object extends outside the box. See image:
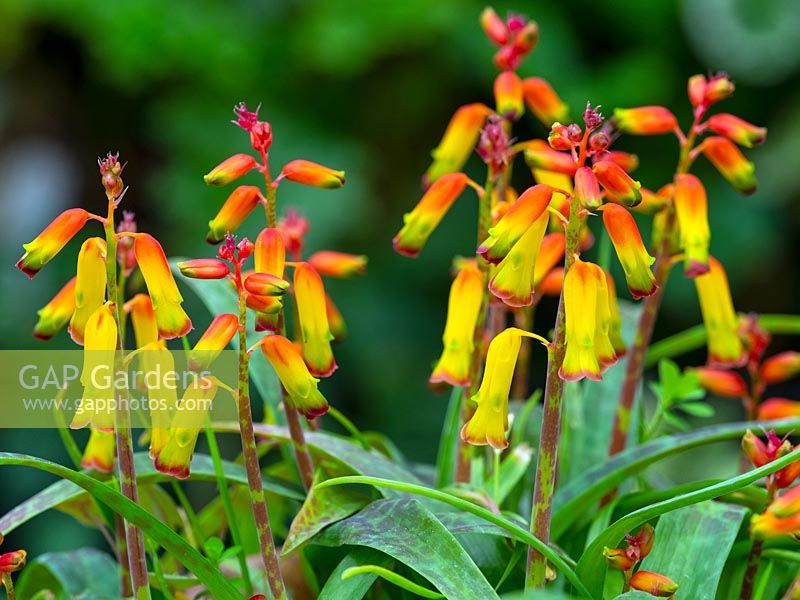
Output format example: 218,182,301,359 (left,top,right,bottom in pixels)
1,0,799,557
